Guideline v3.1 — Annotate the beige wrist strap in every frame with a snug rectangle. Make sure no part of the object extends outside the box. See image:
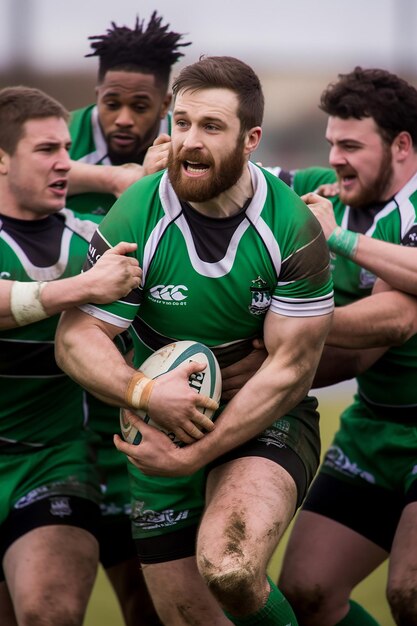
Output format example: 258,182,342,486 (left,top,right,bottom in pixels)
125,371,155,412
10,281,48,326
